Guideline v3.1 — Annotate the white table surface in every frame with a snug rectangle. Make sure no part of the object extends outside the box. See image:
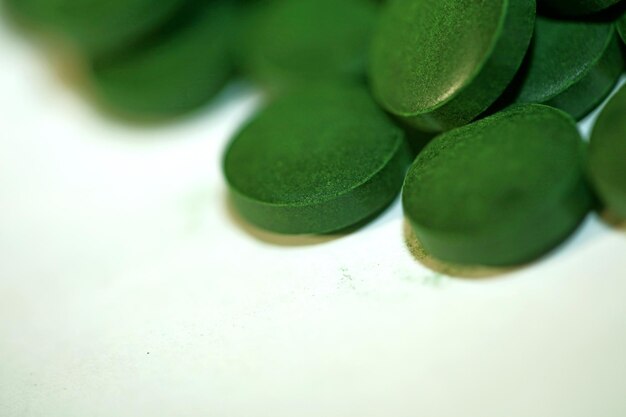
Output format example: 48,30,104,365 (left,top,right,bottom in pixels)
1,11,625,417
